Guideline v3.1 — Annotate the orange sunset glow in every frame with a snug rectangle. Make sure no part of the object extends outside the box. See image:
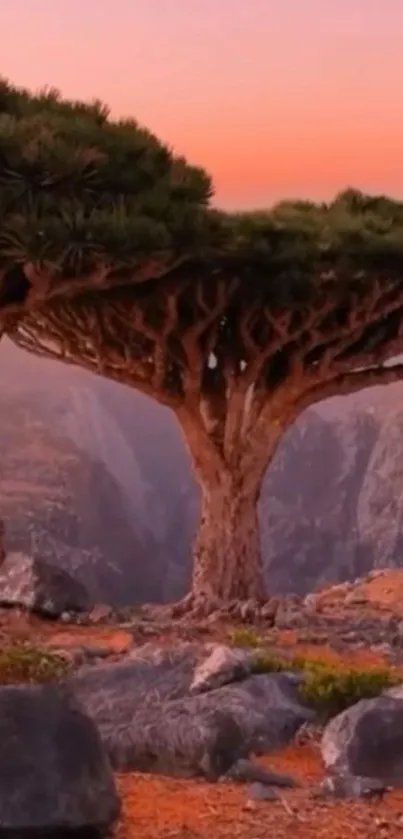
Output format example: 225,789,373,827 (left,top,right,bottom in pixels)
1,0,403,208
